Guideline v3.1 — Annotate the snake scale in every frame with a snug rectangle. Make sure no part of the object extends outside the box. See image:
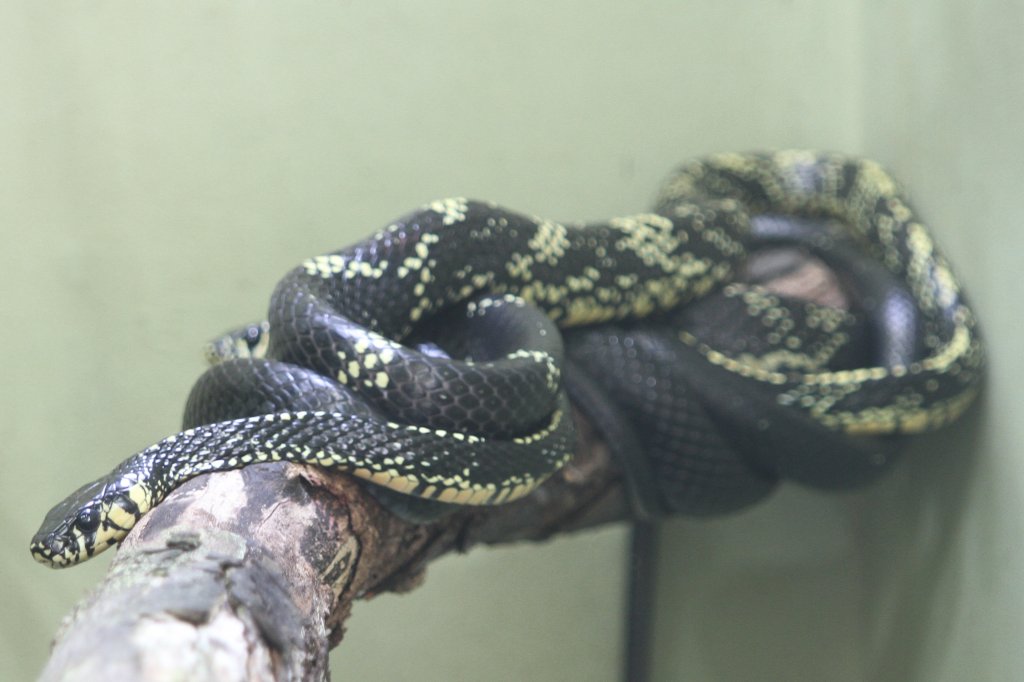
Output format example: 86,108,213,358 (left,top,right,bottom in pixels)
31,150,985,568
